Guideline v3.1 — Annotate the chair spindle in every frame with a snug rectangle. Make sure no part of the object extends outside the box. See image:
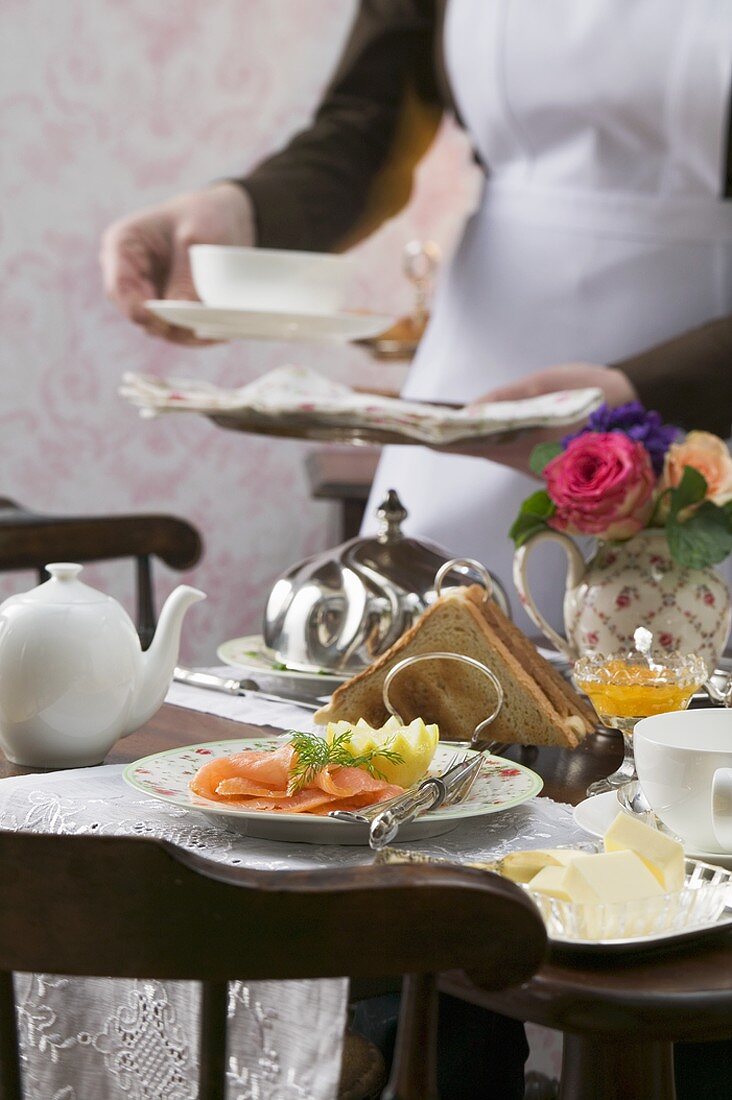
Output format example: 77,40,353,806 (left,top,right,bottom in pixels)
199,979,229,1100
0,972,23,1100
382,972,440,1100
